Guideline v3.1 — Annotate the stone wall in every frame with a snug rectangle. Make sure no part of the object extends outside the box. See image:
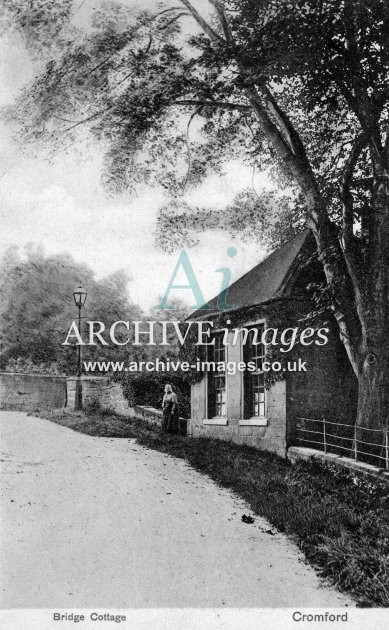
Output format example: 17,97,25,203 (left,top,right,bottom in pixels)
132,404,188,435
132,405,163,426
0,374,186,436
285,318,358,446
288,446,389,482
0,372,67,411
66,376,135,417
